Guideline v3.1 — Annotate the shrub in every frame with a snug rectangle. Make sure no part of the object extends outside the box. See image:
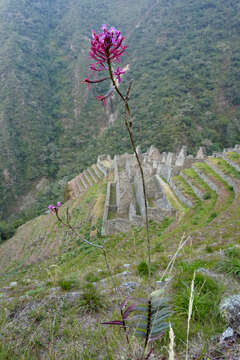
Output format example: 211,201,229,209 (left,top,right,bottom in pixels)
79,283,105,313
217,257,240,278
224,247,240,258
137,261,159,276
137,261,149,276
203,192,211,200
85,272,100,283
58,276,80,290
206,212,217,223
